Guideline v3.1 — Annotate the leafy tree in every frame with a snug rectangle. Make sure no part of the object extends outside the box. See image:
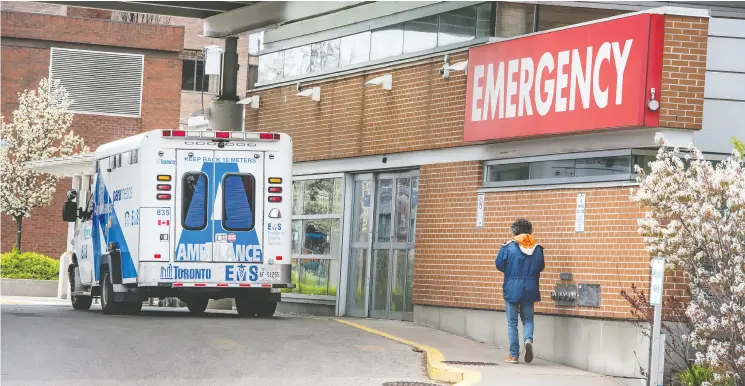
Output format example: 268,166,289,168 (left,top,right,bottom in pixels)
0,79,88,251
630,133,745,385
